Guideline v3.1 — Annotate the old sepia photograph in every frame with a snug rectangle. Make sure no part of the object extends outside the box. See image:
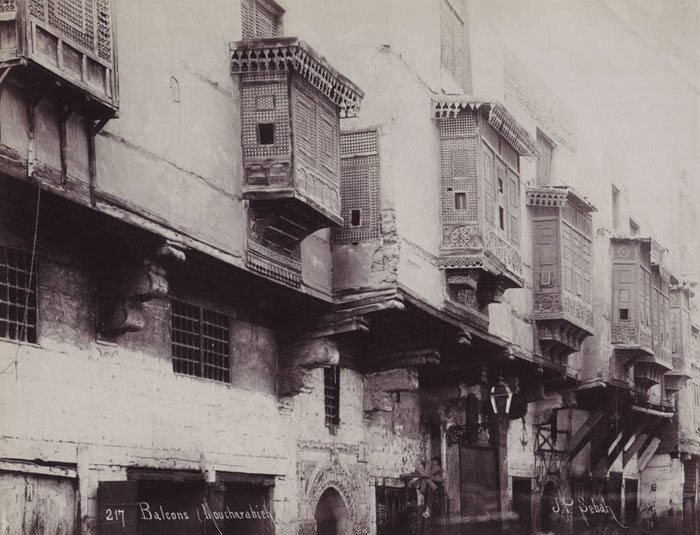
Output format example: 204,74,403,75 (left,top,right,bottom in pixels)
0,0,698,534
